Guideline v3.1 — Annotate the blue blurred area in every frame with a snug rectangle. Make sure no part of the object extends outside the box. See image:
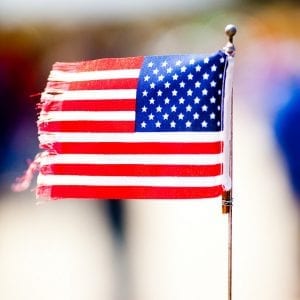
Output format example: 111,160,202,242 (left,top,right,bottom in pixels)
274,79,300,202
0,47,39,191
